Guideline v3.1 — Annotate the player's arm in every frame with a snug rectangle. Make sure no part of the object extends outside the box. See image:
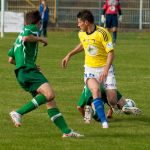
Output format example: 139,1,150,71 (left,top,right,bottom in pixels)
118,2,122,15
101,3,107,23
43,1,47,11
62,43,83,68
102,8,106,16
118,2,122,22
8,46,16,65
22,35,48,46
